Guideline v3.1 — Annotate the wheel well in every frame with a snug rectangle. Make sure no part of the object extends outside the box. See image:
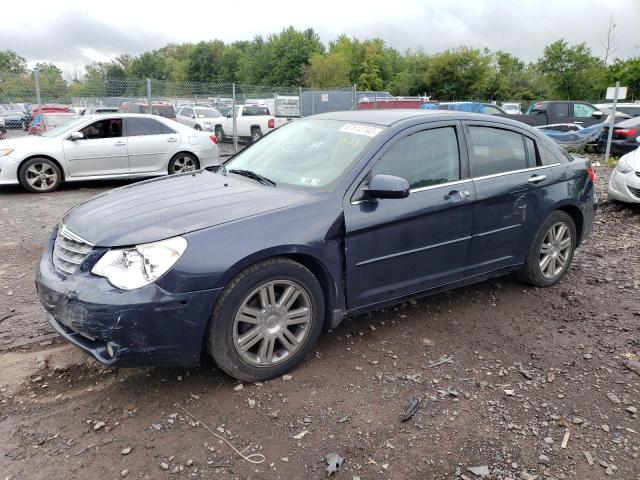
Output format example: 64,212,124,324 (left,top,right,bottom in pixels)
18,155,65,181
170,151,200,170
280,253,336,330
557,205,584,246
